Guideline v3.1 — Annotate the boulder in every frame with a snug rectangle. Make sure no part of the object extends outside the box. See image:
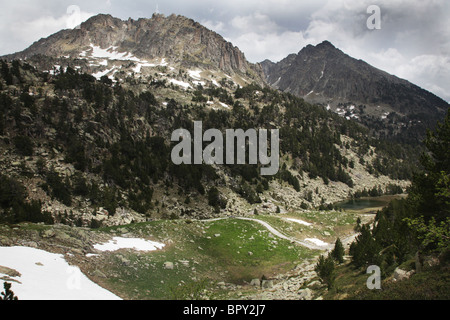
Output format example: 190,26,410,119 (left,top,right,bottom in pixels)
298,288,313,300
179,260,189,267
95,214,108,222
0,266,21,278
393,268,414,282
307,280,322,289
0,236,12,246
92,269,107,278
250,279,261,287
41,229,56,238
164,262,174,270
118,255,131,266
261,280,273,289
69,248,84,256
423,256,440,269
